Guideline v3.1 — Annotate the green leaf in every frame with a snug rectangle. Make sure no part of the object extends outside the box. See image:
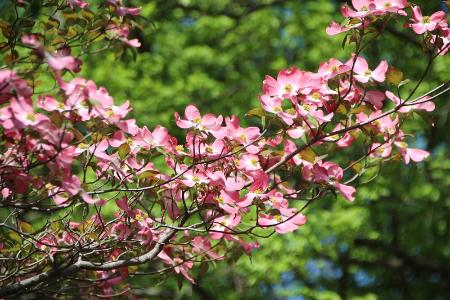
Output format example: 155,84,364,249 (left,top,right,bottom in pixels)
198,262,209,276
47,17,60,29
138,170,159,179
81,10,95,23
245,107,265,119
299,148,316,163
118,143,131,160
19,221,33,233
9,232,22,243
177,276,183,290
341,34,348,49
